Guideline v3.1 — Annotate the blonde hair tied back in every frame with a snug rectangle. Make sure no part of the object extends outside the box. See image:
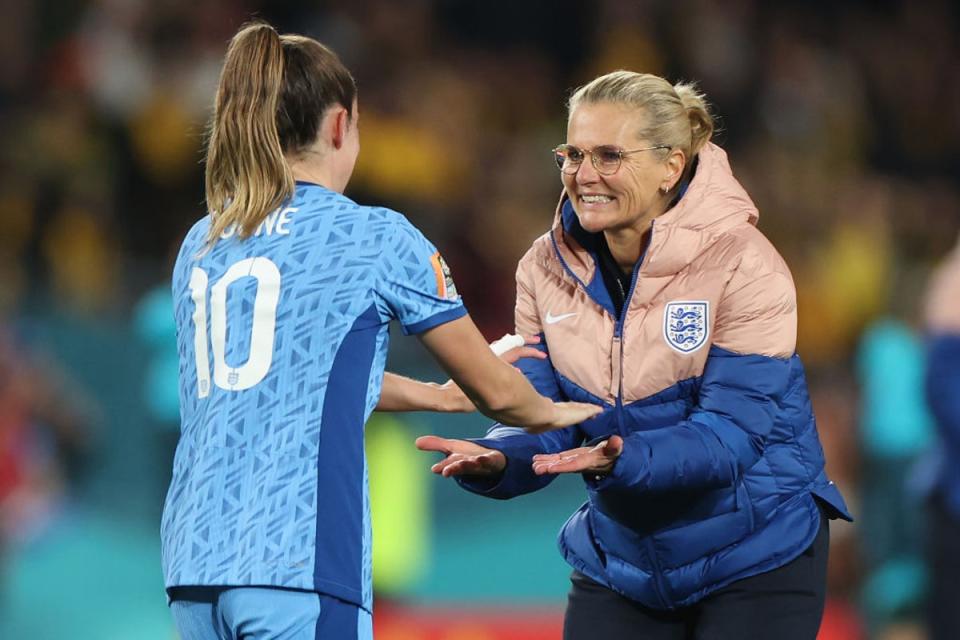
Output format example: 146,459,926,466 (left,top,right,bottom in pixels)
673,81,714,157
568,70,715,169
204,22,294,246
